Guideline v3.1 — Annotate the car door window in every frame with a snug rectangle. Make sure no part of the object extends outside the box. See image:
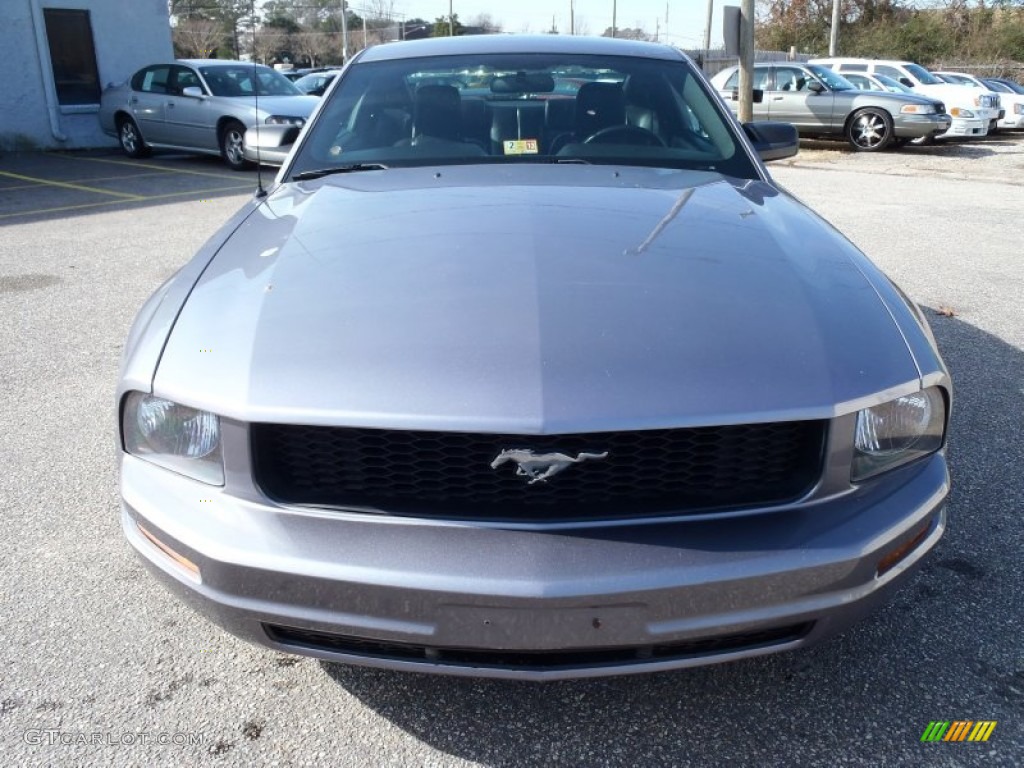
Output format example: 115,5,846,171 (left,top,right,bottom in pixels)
773,67,811,92
134,65,170,94
170,66,203,95
724,69,770,91
874,66,904,80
